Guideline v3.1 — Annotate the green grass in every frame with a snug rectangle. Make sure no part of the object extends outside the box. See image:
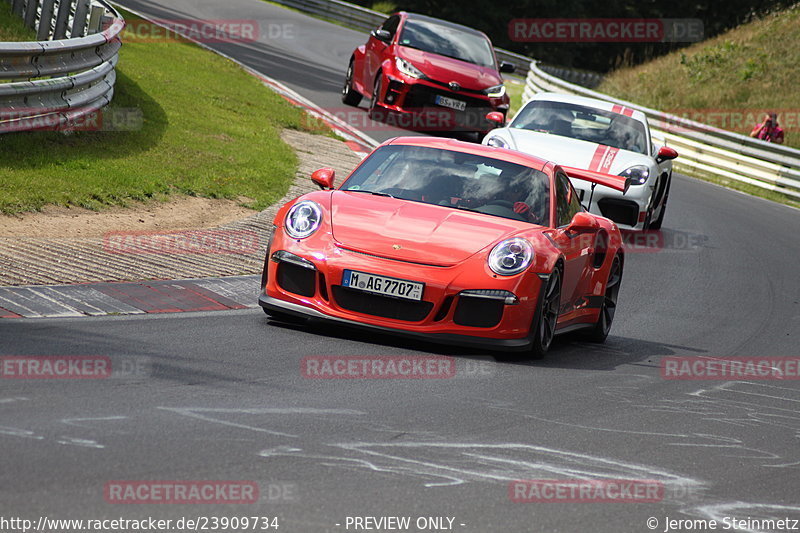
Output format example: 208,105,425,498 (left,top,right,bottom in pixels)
505,78,526,118
0,2,35,41
598,4,800,149
0,9,324,215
